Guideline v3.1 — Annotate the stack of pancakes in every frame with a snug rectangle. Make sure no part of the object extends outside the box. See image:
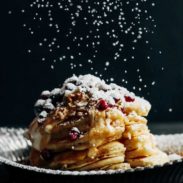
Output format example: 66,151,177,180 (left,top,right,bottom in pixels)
27,75,169,170
122,112,168,167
